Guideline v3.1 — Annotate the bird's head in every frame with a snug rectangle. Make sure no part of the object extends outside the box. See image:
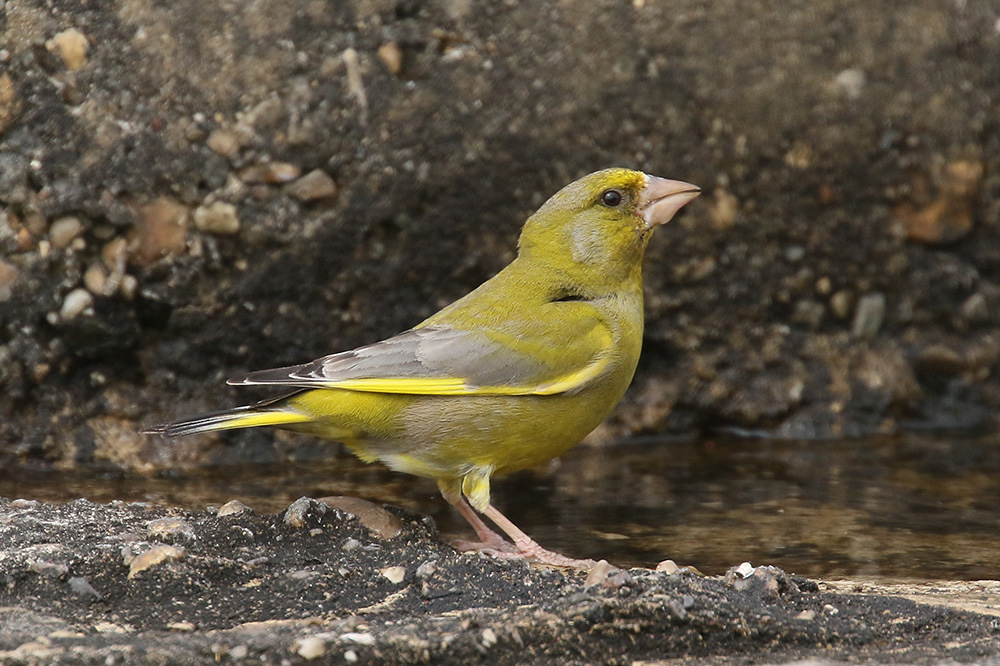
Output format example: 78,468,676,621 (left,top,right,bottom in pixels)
518,168,700,287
